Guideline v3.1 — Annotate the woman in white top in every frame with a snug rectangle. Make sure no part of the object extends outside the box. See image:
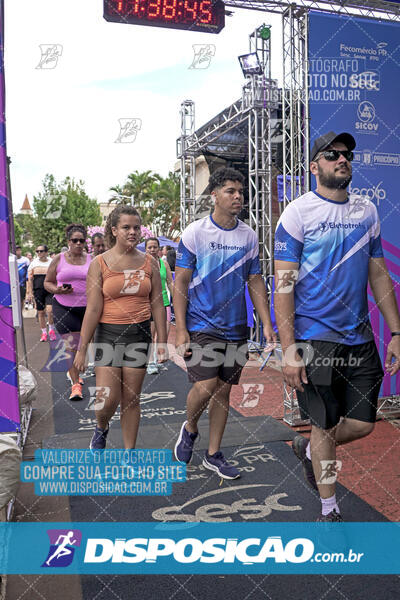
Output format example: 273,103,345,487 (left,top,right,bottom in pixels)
26,244,56,342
